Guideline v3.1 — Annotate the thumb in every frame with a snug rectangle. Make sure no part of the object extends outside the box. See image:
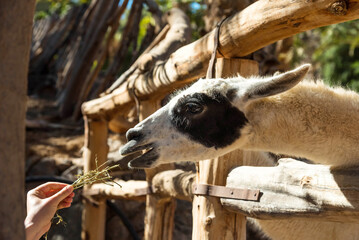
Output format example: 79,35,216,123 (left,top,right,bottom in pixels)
50,185,73,204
